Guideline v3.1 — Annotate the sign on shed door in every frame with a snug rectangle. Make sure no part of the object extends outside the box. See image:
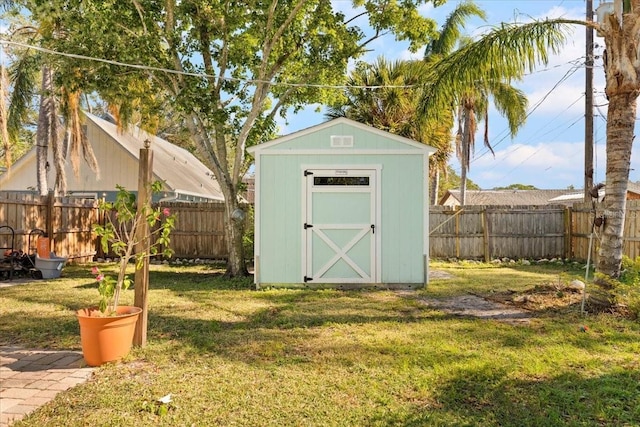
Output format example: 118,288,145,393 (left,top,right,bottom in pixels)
303,168,376,283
